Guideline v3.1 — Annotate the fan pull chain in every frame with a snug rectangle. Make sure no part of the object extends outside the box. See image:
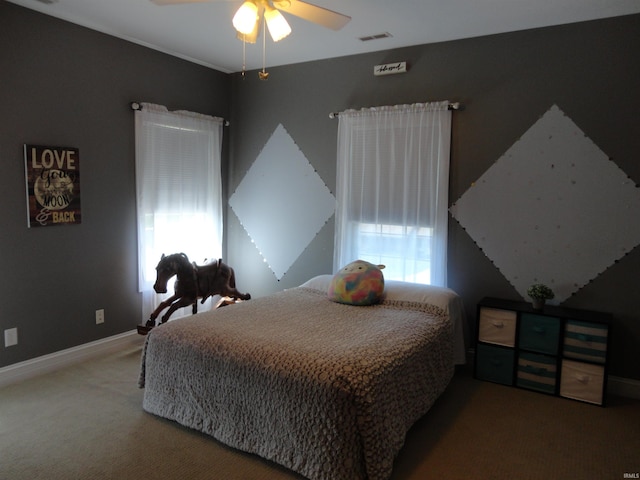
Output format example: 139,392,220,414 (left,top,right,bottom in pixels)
241,34,246,79
259,17,269,80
